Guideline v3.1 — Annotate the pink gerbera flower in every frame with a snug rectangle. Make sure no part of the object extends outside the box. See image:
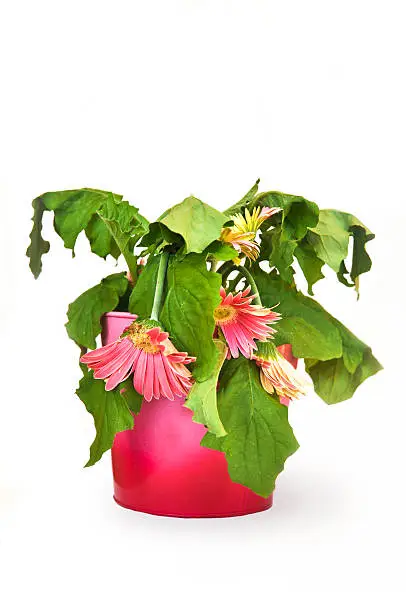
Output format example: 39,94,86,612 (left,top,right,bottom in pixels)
254,341,311,401
80,321,196,402
214,286,280,358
